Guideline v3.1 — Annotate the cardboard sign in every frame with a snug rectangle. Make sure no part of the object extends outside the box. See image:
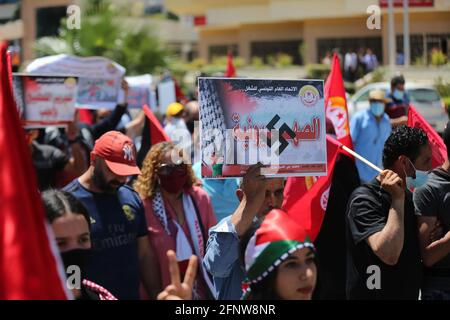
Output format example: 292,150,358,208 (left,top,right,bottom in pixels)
25,54,125,109
13,74,78,128
125,74,152,109
199,77,327,178
157,80,176,114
